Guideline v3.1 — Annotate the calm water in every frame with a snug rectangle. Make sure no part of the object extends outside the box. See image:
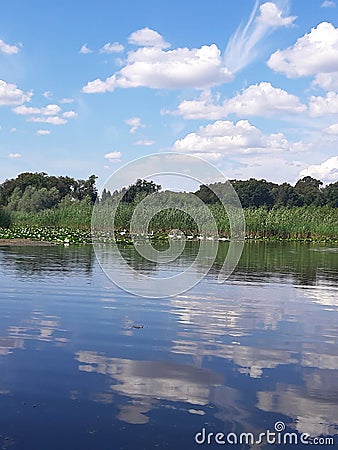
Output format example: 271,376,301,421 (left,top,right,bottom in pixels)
0,242,337,449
